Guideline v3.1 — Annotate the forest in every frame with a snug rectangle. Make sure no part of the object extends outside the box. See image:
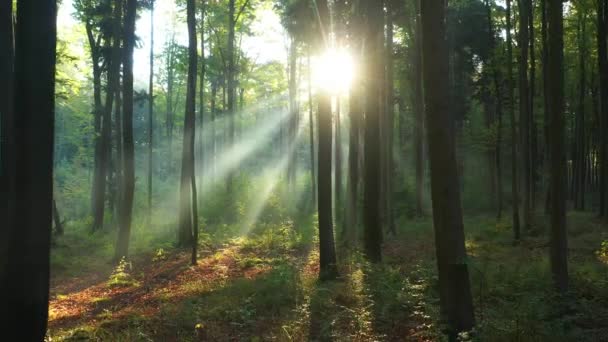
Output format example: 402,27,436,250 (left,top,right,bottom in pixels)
1,0,608,340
